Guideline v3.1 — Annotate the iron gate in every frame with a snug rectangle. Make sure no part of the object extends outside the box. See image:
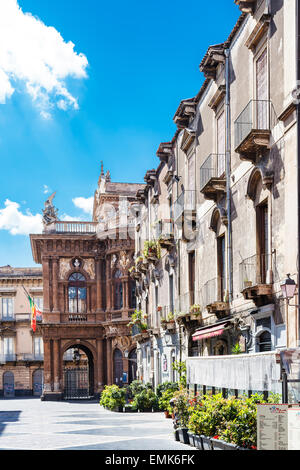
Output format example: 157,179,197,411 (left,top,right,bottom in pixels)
63,367,90,399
